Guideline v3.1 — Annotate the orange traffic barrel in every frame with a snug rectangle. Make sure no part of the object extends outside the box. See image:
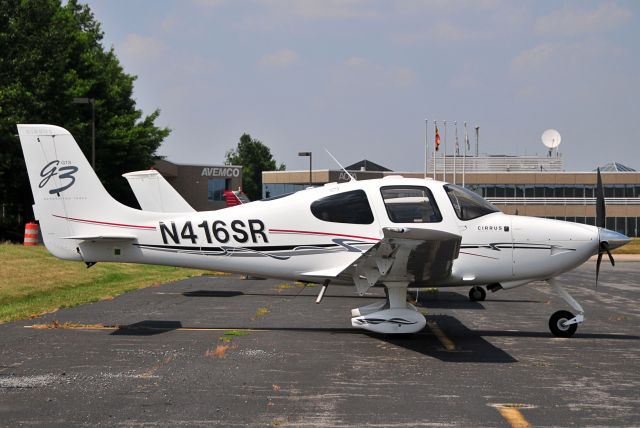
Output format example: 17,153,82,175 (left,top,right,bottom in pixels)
24,222,39,246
